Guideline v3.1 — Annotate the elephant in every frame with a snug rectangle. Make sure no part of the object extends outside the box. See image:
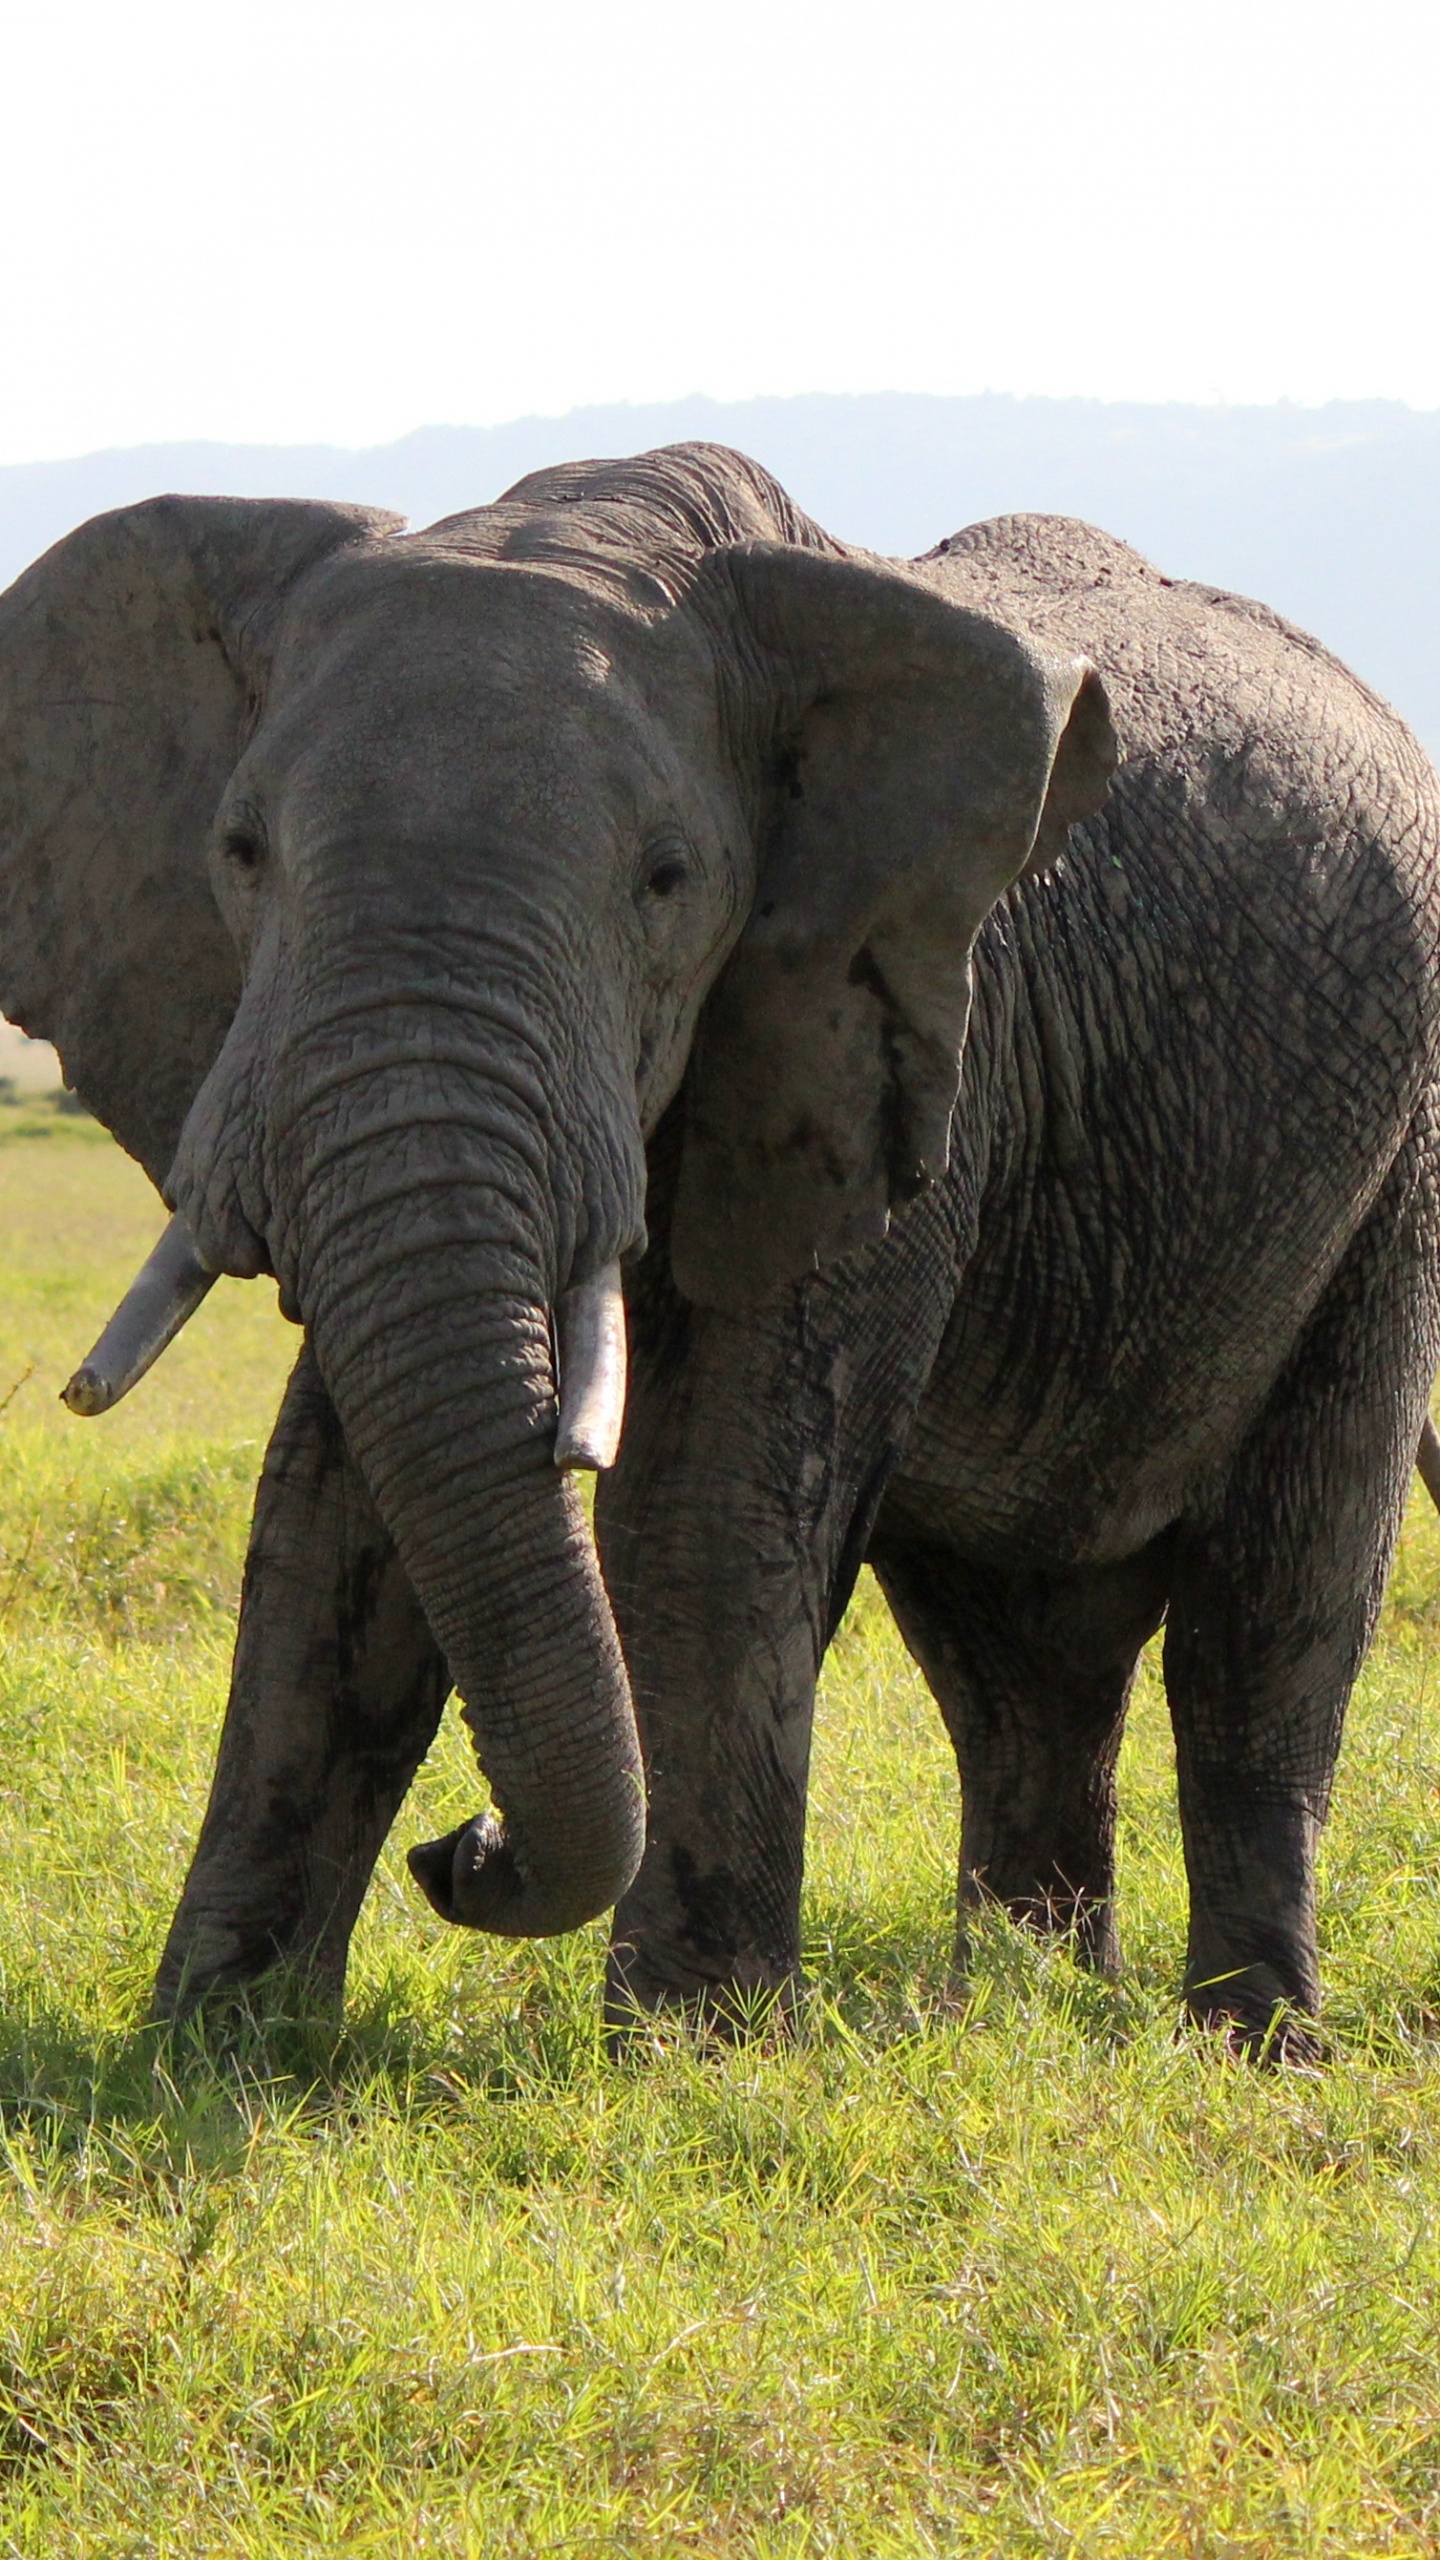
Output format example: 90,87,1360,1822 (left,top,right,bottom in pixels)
2,445,1437,2061
0,444,1111,2016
